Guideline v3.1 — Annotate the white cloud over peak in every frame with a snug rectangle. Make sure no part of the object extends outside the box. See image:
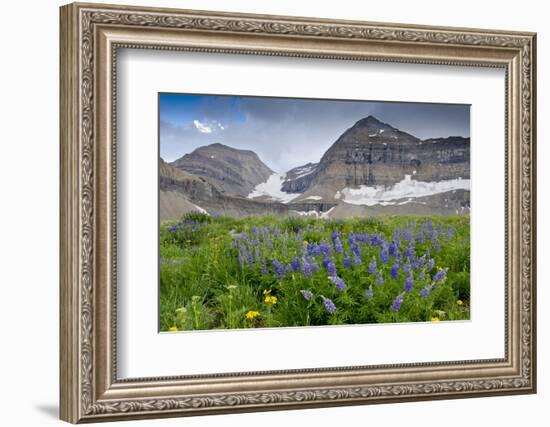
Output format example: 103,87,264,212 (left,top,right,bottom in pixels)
193,119,225,134
193,120,213,134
